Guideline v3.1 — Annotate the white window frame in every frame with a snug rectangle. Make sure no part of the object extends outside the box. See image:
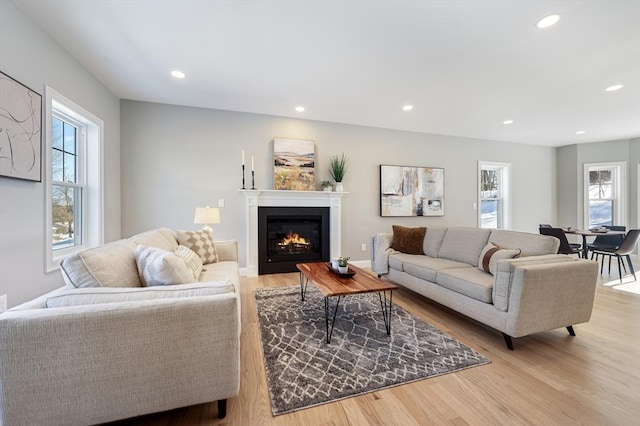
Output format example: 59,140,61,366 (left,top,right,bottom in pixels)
583,162,626,229
45,86,104,272
478,161,511,230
